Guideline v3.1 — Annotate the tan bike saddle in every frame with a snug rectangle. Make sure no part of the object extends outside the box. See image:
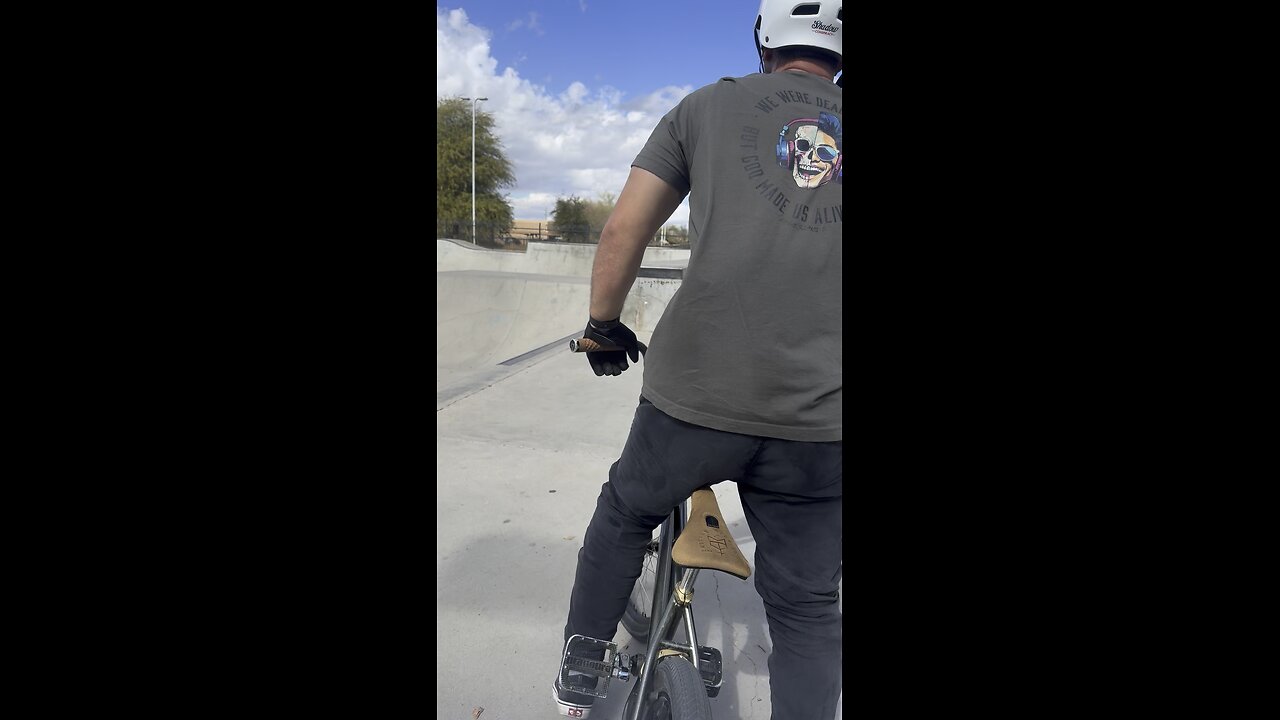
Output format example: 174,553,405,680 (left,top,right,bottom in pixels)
671,487,752,580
